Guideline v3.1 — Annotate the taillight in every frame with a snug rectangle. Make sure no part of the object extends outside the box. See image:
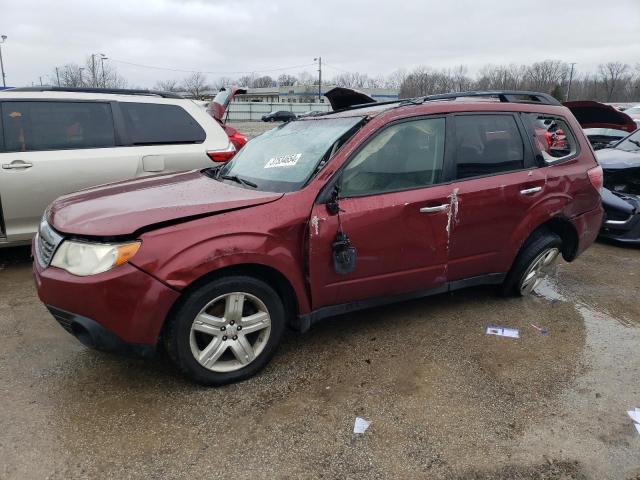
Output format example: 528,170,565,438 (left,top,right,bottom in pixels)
207,145,236,163
229,131,248,151
587,165,603,193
